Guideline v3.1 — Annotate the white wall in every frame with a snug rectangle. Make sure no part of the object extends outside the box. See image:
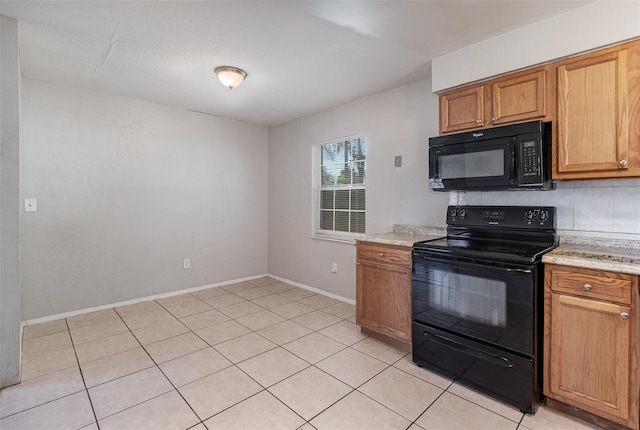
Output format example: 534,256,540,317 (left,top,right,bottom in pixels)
268,79,450,301
20,79,268,319
1,15,22,388
432,1,640,92
454,179,640,241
